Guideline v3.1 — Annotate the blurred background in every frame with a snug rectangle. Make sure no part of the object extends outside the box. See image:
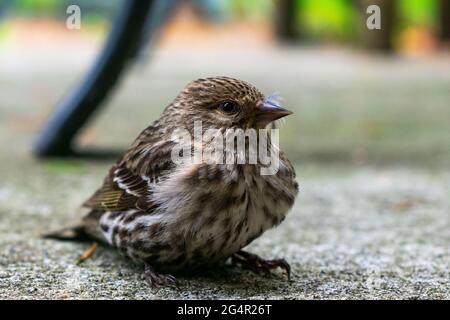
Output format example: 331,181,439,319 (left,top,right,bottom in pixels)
0,0,449,299
1,0,449,167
